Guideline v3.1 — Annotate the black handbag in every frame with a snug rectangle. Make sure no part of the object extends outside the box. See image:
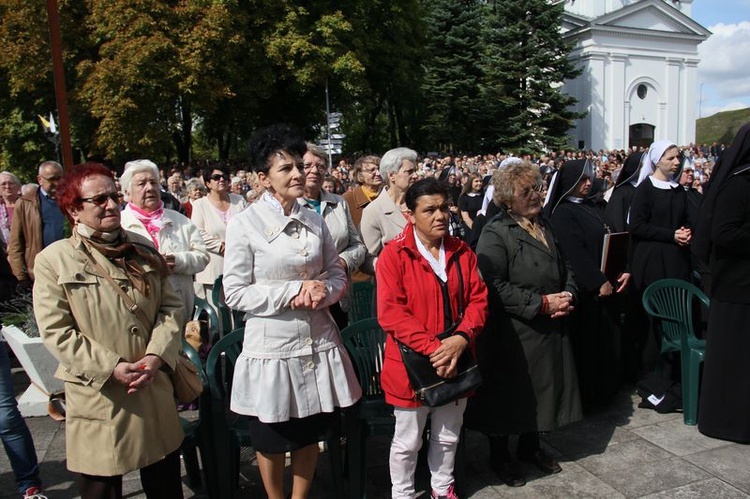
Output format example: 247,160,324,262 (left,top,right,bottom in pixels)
398,258,482,407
